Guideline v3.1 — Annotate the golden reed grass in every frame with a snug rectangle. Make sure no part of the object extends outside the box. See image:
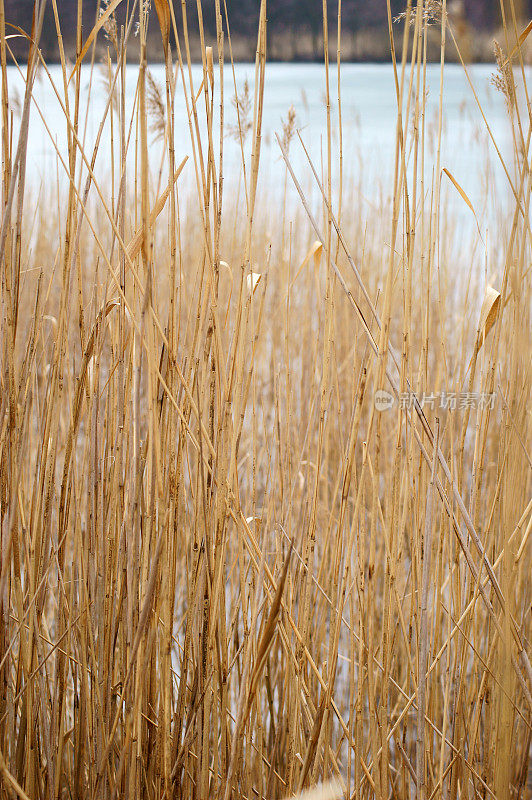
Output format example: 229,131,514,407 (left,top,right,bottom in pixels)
0,1,530,799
